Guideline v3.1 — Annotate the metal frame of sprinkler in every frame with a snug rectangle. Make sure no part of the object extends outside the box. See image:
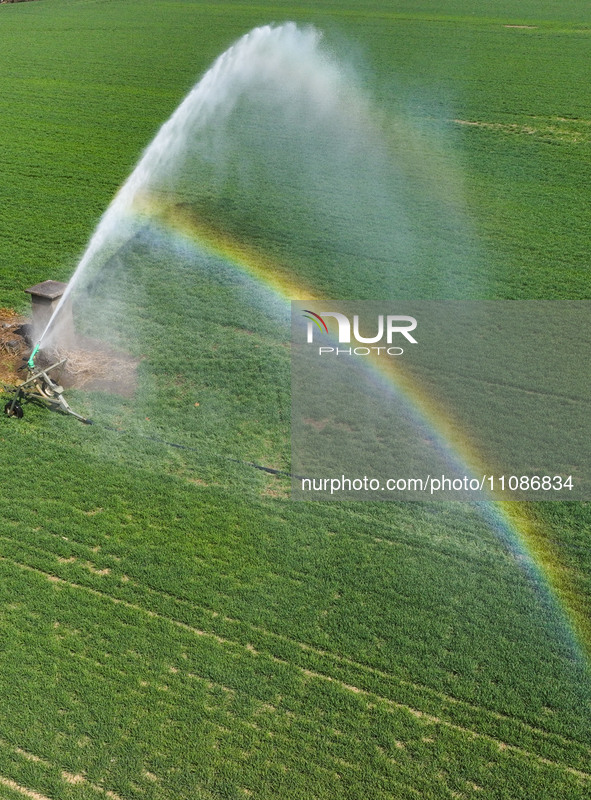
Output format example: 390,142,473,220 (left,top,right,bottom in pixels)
2,280,91,423
3,343,91,424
